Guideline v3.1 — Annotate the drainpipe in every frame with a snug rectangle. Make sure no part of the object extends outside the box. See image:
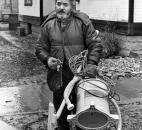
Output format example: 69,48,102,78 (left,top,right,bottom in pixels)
40,0,43,24
128,0,134,35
